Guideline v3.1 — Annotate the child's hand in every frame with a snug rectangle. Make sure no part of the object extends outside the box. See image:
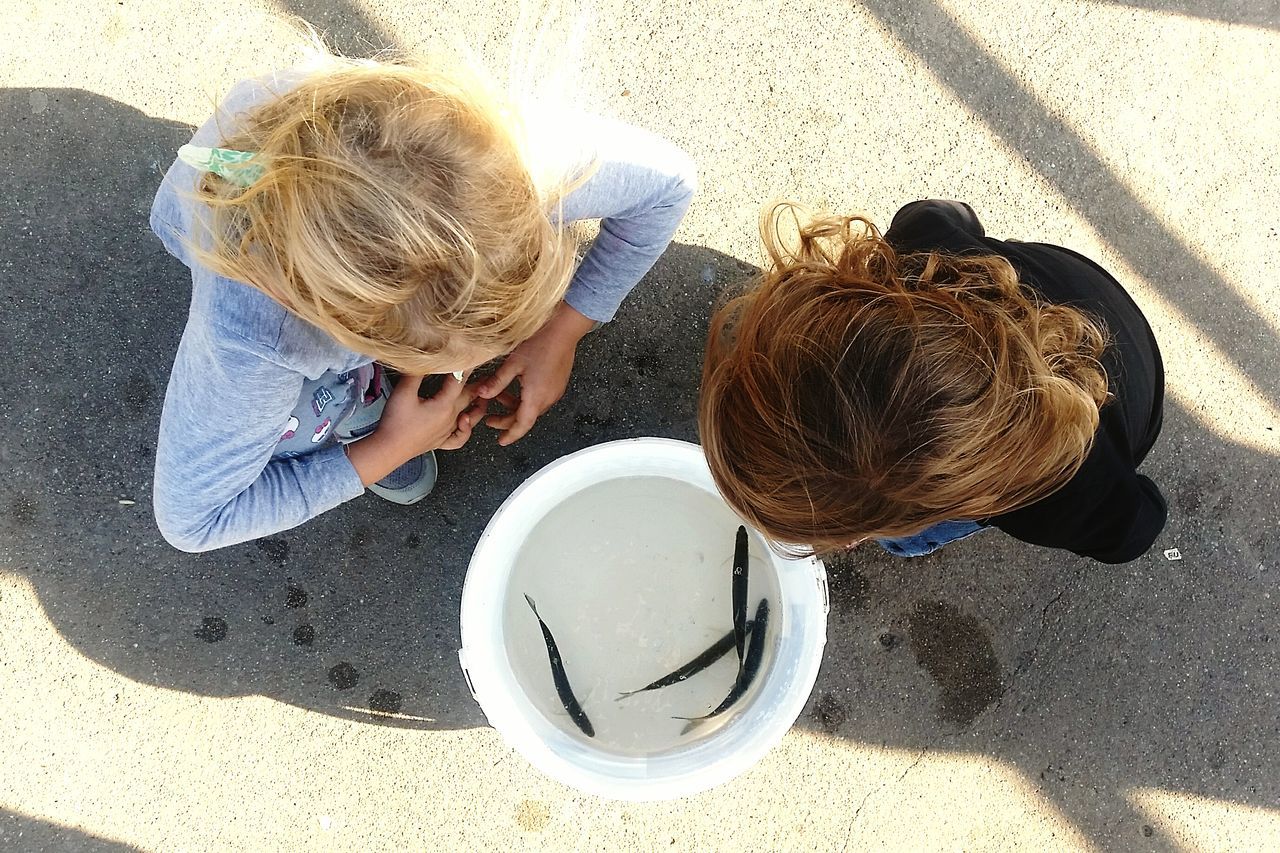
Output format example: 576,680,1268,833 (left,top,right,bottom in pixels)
476,303,596,446
346,373,479,486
